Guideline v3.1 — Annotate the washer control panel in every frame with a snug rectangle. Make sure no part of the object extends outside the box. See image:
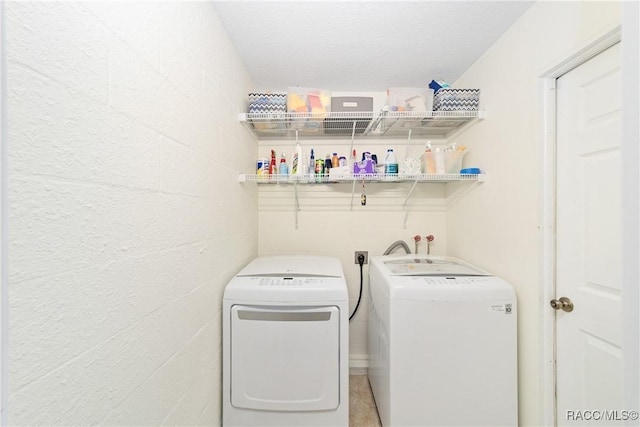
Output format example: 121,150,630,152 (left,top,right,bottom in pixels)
418,276,491,285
